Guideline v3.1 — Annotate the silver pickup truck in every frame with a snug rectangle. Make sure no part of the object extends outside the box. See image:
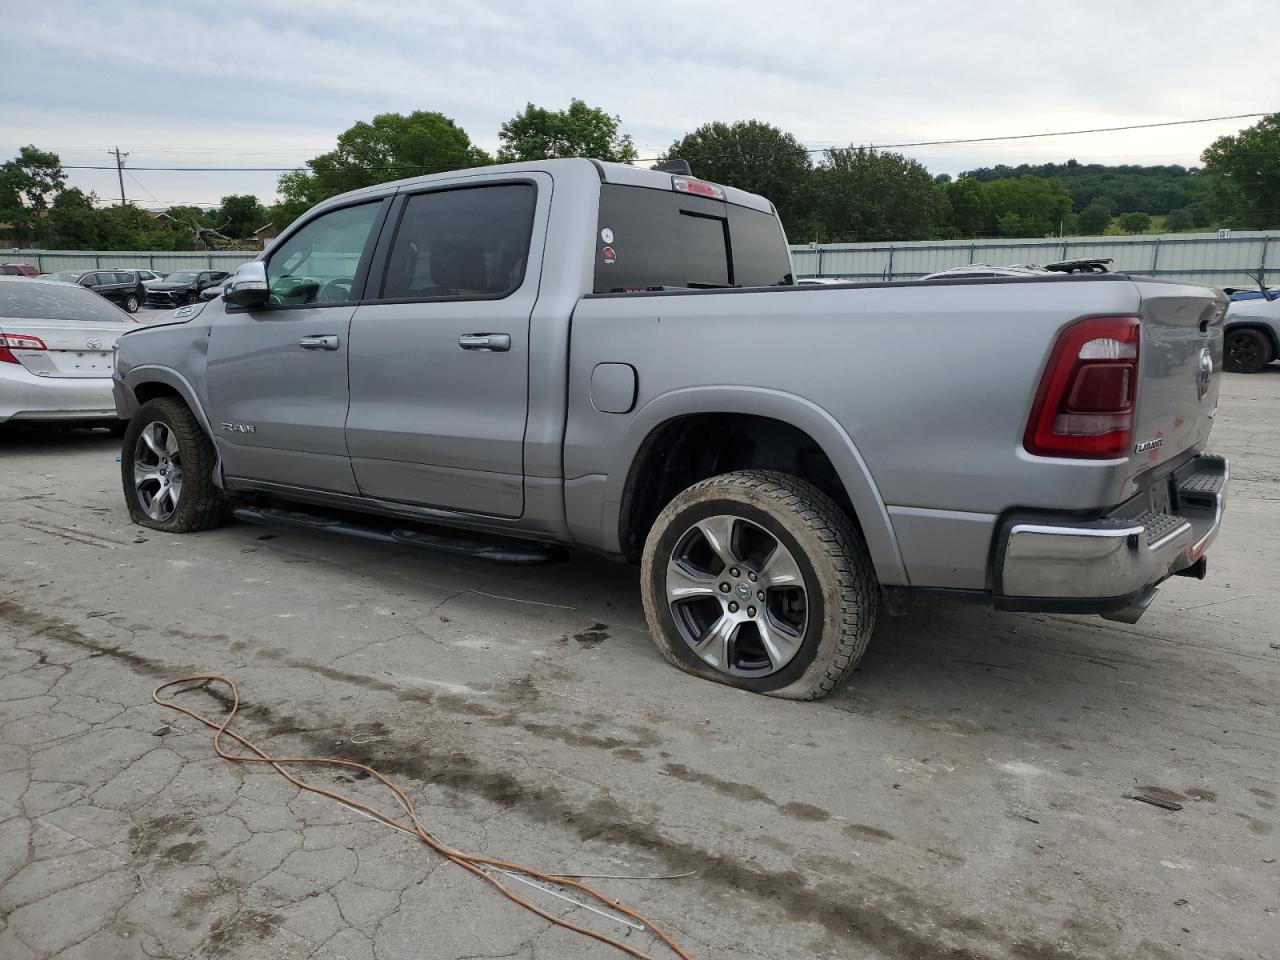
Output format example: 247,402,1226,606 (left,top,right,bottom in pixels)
112,159,1229,700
